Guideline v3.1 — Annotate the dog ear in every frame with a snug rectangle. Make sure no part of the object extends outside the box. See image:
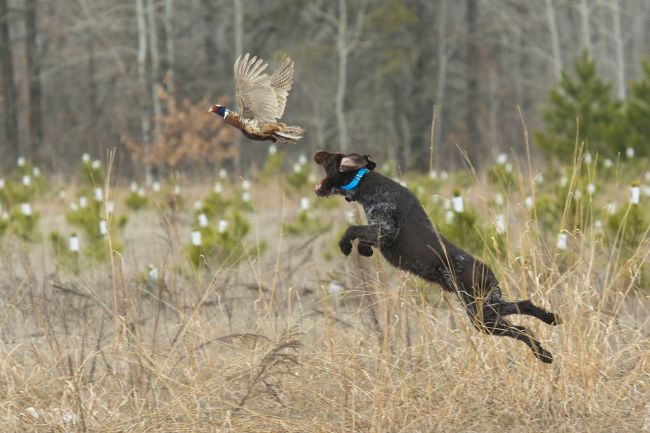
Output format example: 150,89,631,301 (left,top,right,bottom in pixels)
364,155,376,171
339,154,369,172
314,151,331,165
